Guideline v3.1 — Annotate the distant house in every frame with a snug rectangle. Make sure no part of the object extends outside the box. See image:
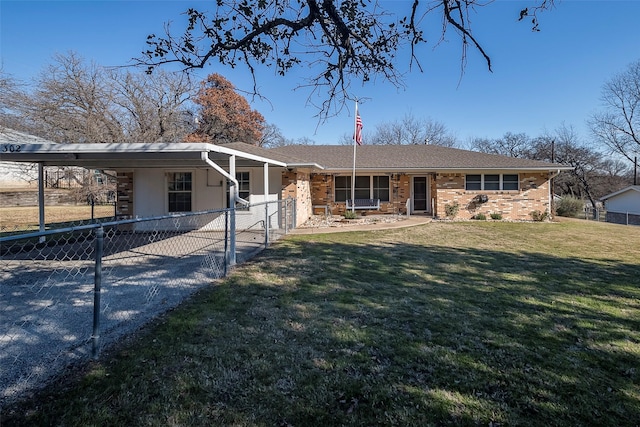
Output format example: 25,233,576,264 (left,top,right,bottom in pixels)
1,137,572,225
0,128,53,188
600,186,640,226
1,128,116,205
